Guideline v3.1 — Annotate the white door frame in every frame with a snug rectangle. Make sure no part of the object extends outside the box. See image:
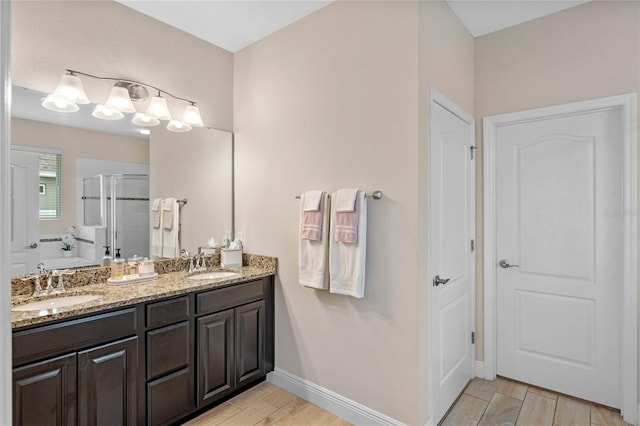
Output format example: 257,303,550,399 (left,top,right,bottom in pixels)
483,94,638,423
0,0,12,424
428,88,476,424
